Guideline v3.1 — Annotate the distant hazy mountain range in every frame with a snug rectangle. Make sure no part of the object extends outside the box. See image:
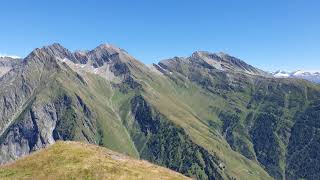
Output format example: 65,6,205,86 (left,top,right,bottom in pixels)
0,43,319,180
273,70,320,83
